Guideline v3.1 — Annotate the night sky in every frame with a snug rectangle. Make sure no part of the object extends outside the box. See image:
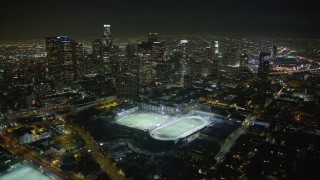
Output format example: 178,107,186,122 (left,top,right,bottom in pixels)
1,0,319,40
